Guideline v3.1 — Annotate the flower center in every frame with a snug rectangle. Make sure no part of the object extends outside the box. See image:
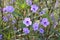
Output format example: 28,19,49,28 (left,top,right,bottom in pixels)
44,22,46,24
33,8,35,10
40,12,43,14
26,21,29,23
